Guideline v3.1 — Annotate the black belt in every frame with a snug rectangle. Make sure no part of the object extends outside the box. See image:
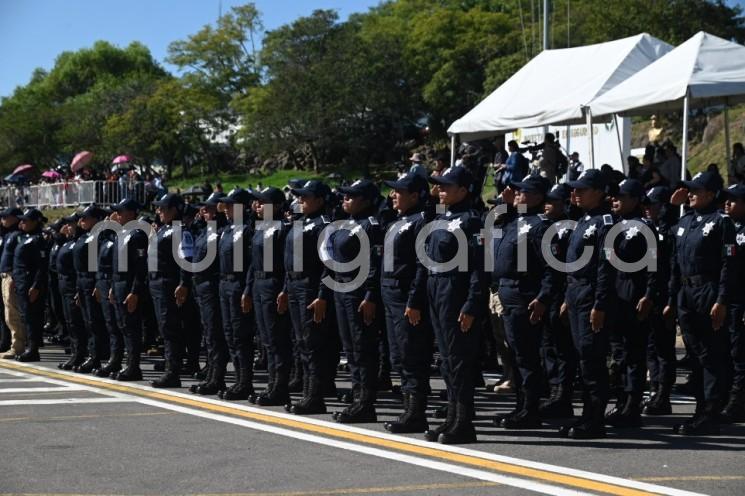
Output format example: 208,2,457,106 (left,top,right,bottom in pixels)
149,272,176,281
288,271,314,281
254,271,279,280
221,273,242,282
97,273,113,280
498,278,522,288
193,274,217,285
381,278,403,288
681,275,715,287
567,276,592,285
